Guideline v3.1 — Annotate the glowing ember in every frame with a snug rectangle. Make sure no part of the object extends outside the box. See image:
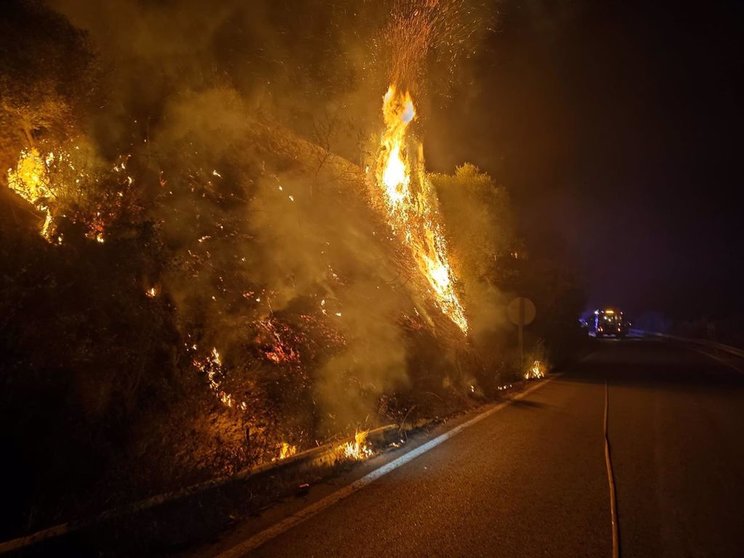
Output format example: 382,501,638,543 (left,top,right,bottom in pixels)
192,347,247,410
374,85,468,333
145,287,158,298
339,430,374,461
257,318,301,365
